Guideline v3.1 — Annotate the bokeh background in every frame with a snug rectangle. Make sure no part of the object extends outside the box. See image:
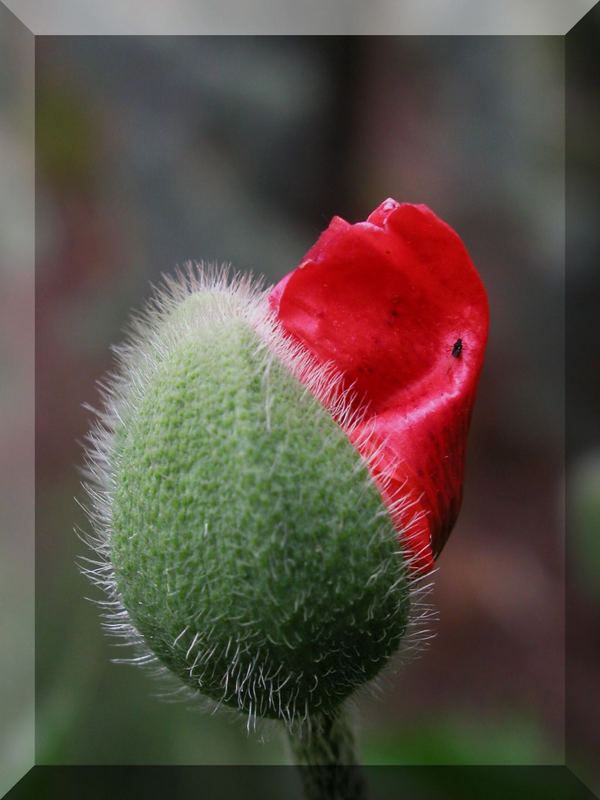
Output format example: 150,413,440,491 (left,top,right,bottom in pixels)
1,5,34,799
23,31,587,775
